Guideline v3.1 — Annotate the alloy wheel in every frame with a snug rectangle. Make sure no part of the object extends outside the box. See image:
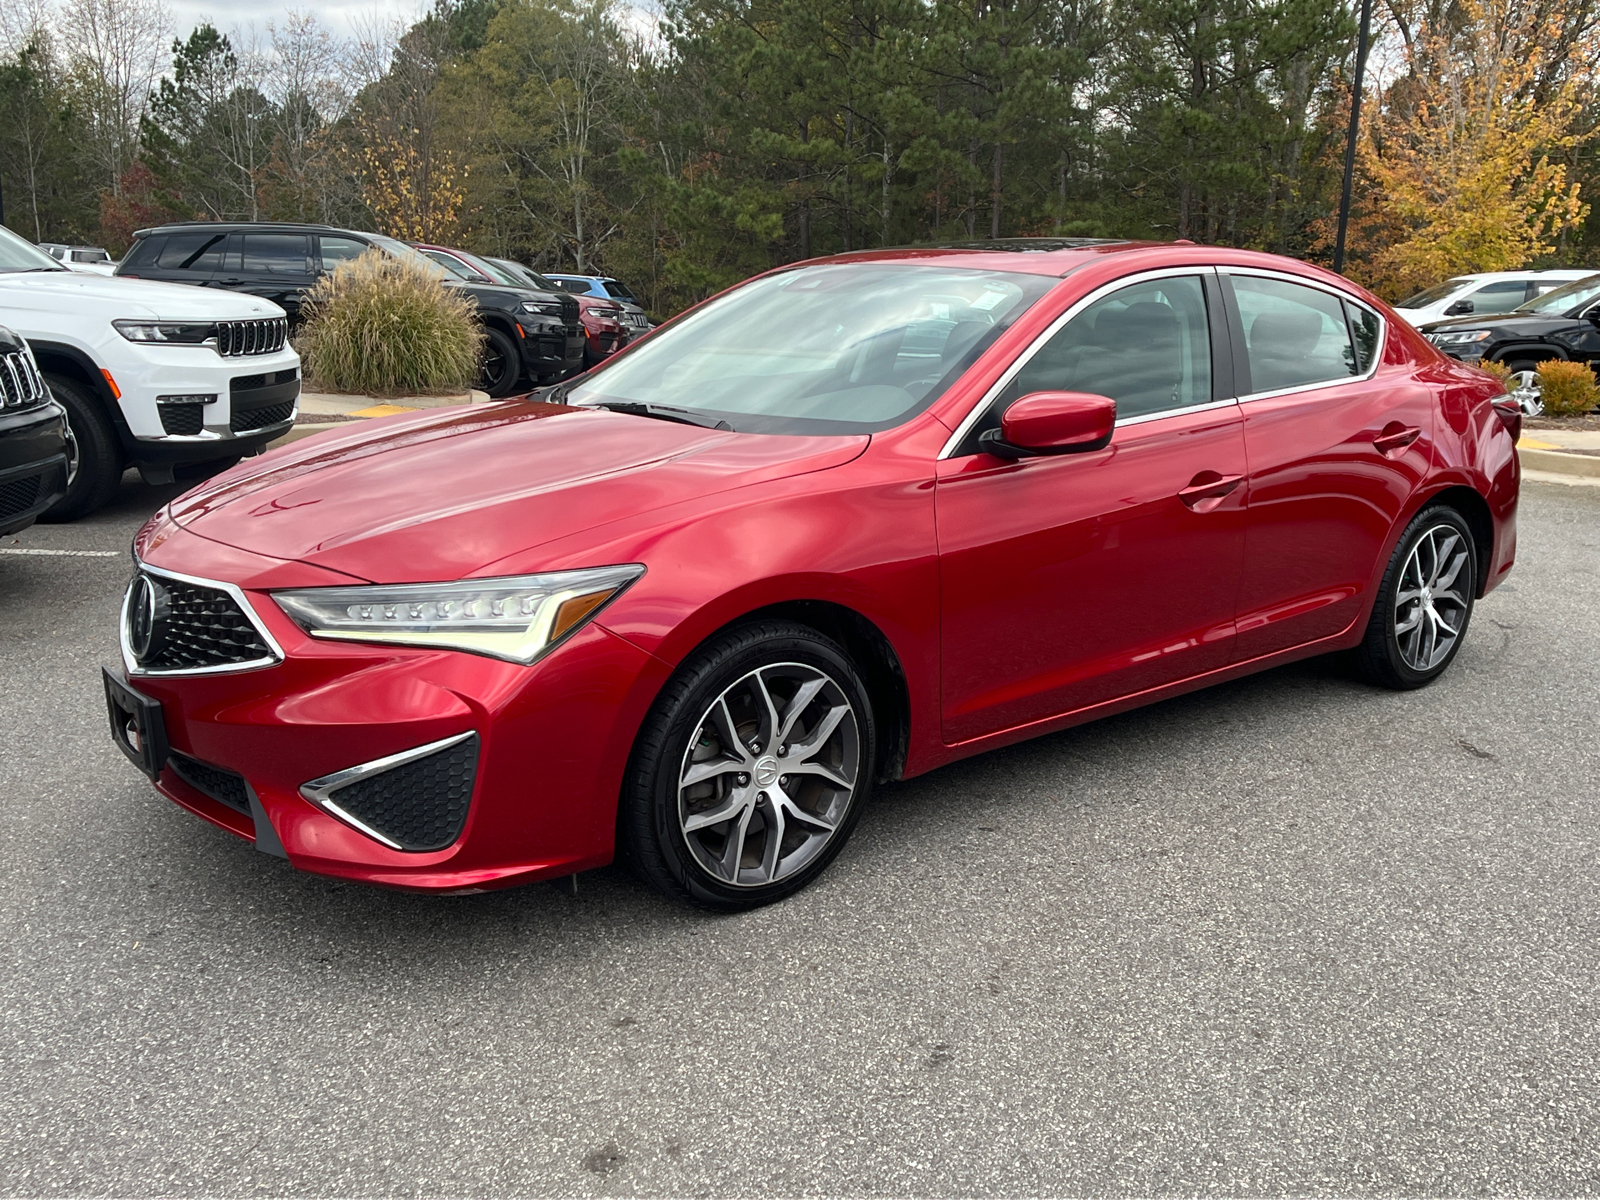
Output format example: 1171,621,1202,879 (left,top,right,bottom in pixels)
1508,369,1543,416
1393,524,1471,672
677,662,860,888
62,419,80,487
